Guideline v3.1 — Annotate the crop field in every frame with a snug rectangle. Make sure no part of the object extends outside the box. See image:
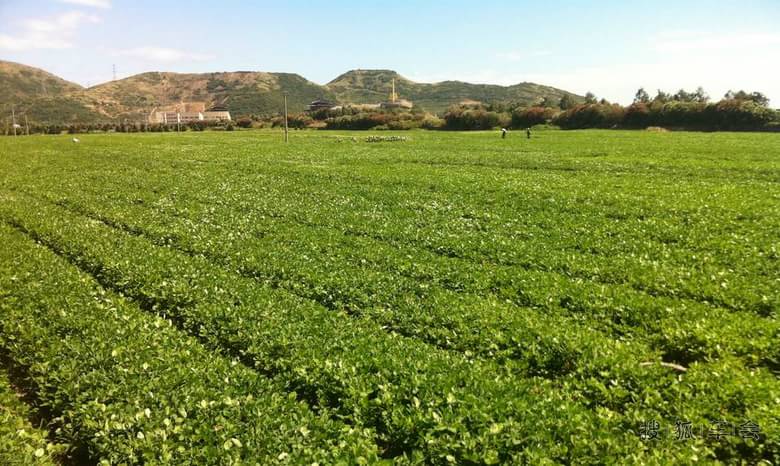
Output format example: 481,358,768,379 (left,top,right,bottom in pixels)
0,129,778,464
